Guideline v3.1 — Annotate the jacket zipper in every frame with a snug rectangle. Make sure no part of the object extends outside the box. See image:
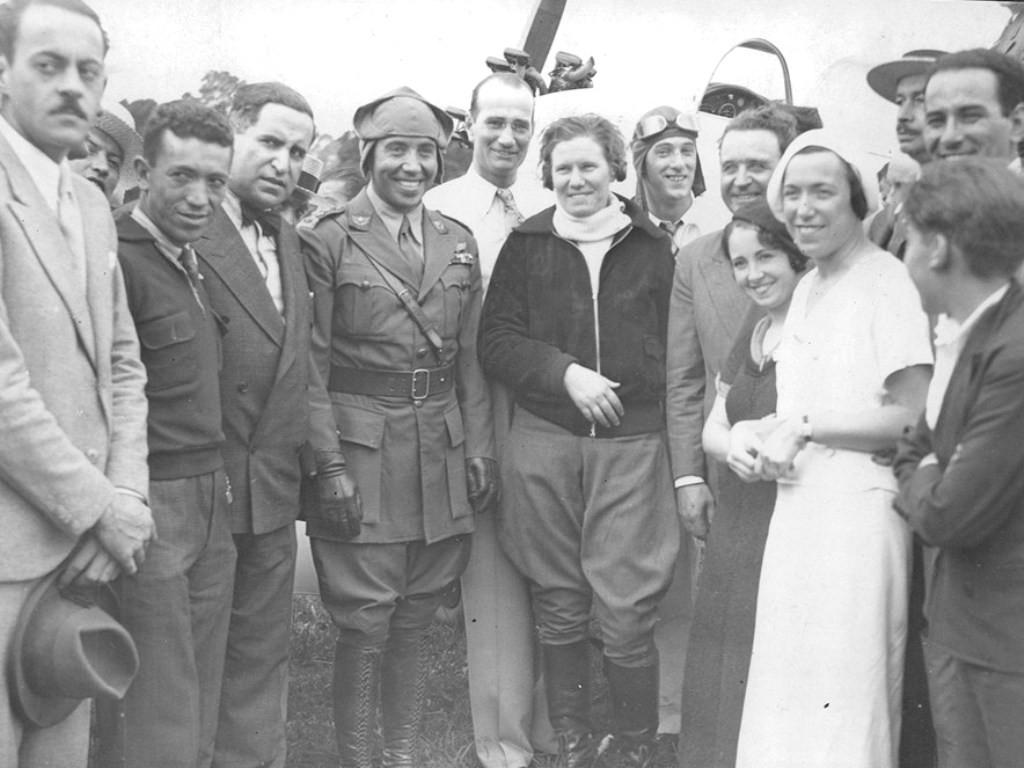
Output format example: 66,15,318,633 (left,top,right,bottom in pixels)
554,226,632,438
